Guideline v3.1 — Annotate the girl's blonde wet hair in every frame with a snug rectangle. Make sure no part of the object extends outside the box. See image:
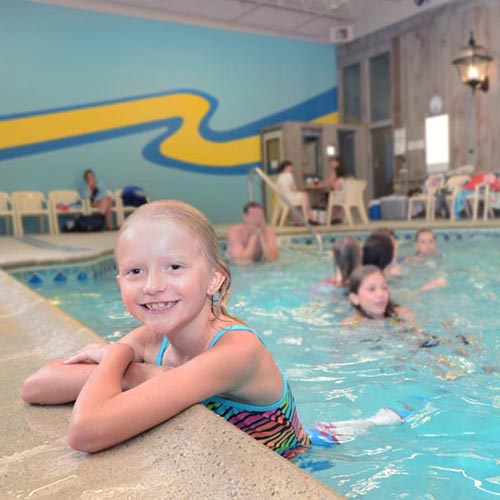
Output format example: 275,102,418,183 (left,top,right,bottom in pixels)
117,200,233,320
